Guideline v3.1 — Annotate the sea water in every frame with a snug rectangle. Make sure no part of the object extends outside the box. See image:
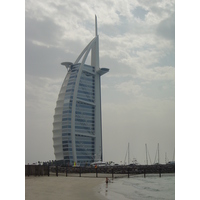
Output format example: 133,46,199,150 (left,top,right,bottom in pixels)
100,174,175,200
